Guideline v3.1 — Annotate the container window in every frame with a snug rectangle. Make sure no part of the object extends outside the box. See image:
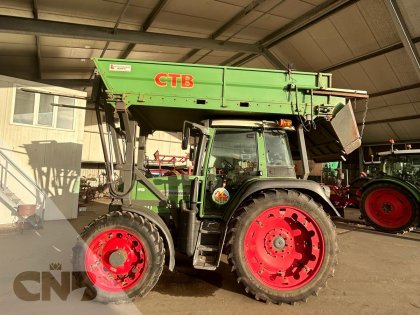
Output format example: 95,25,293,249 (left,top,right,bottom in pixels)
13,89,35,125
13,87,76,131
264,130,295,178
56,97,75,129
38,94,54,126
